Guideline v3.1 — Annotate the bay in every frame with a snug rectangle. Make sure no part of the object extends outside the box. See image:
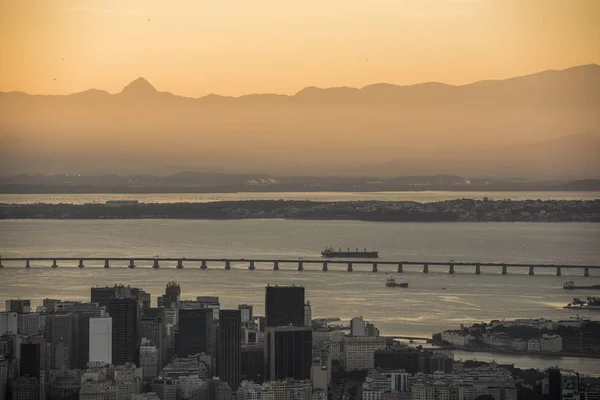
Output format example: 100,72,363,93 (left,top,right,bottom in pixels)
1,219,599,374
